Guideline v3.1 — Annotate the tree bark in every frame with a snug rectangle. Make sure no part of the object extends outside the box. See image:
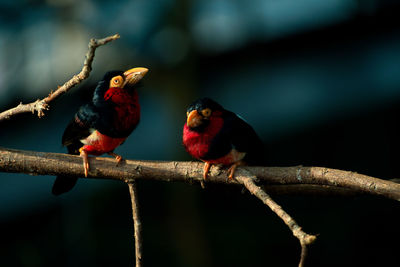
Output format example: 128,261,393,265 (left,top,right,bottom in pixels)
1,147,399,201
128,182,142,267
0,34,120,121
